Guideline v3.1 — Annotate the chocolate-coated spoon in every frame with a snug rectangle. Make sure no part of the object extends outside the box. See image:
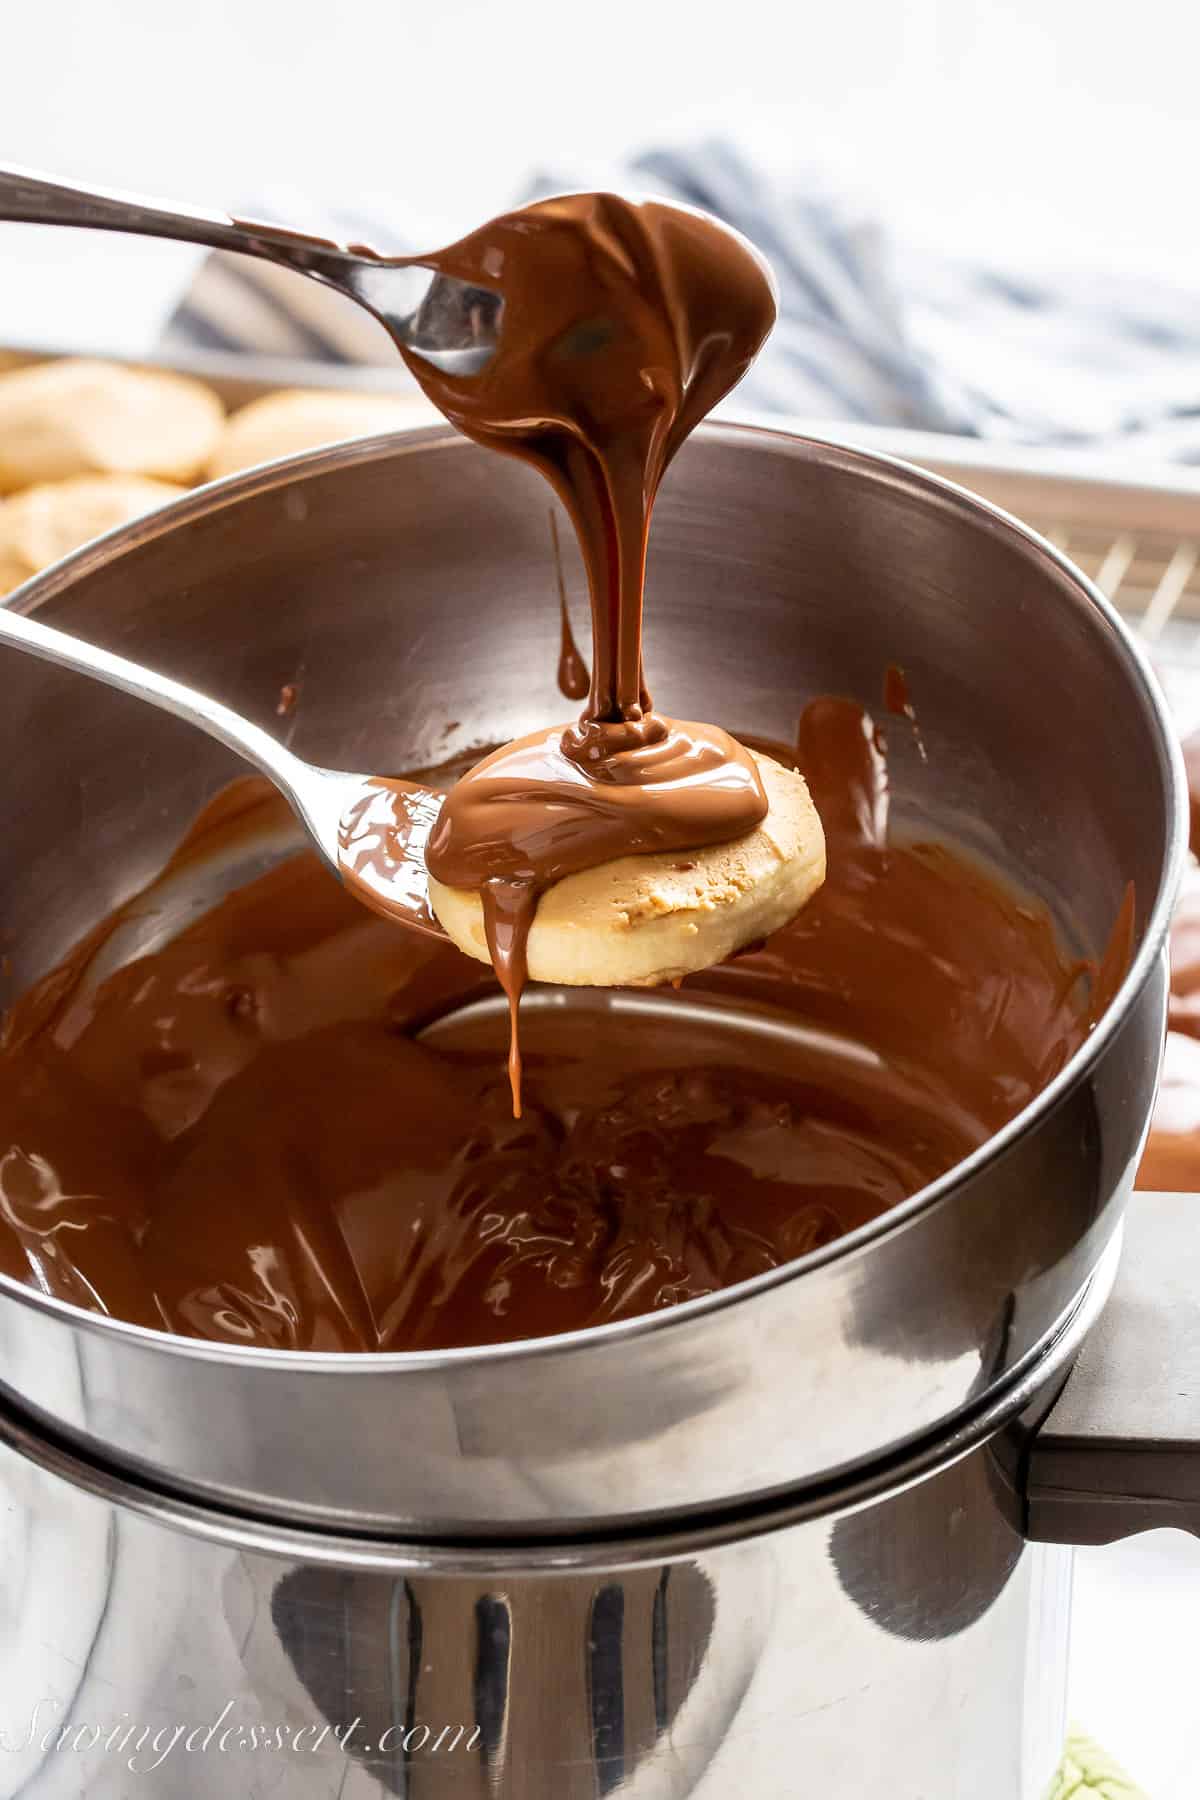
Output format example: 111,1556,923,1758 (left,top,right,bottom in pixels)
0,602,446,934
